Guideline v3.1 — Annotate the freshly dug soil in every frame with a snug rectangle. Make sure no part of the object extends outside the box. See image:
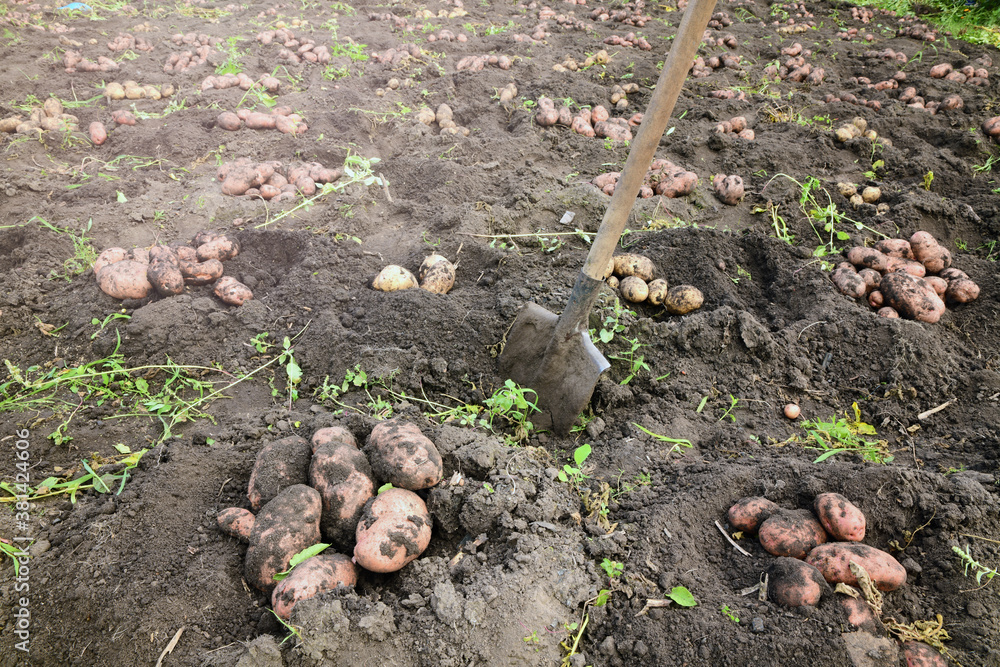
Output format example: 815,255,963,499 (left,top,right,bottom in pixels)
0,0,998,666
